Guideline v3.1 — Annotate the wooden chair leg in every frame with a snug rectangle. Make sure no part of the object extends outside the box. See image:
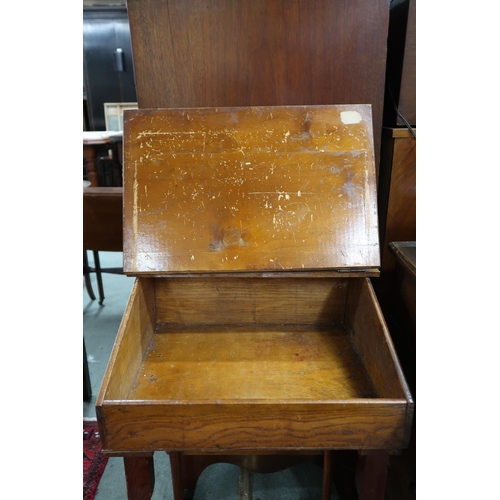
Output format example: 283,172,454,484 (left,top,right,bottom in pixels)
123,455,155,500
356,450,390,500
83,250,96,301
83,337,92,401
93,250,105,305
